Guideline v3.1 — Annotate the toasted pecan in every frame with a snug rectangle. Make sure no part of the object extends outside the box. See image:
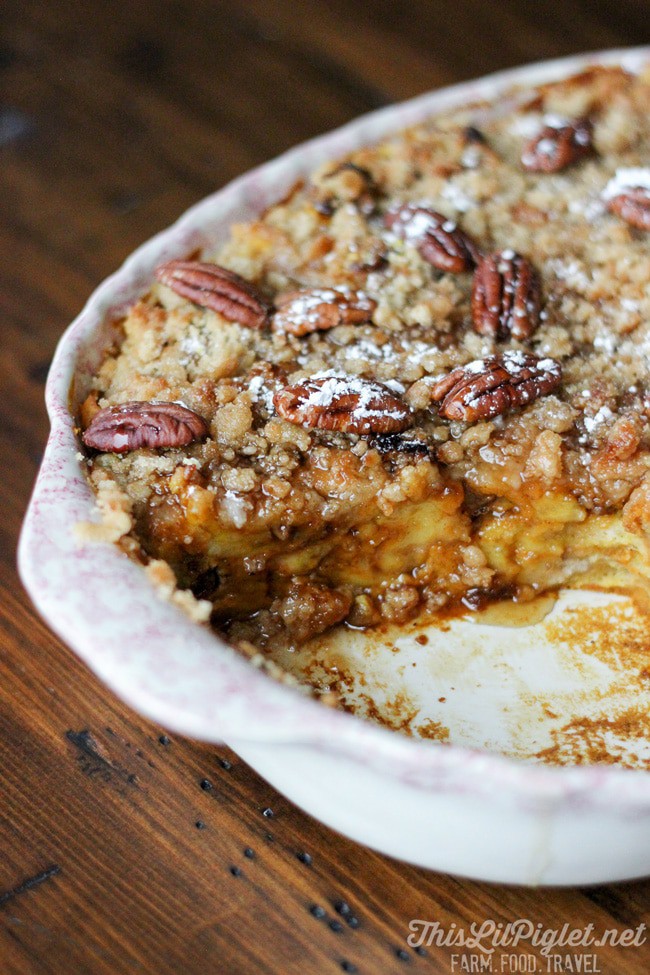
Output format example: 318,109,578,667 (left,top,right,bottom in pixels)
82,401,209,453
274,375,411,435
385,204,480,273
521,117,593,173
606,189,650,231
155,260,270,329
272,287,376,336
471,250,541,341
430,351,562,422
